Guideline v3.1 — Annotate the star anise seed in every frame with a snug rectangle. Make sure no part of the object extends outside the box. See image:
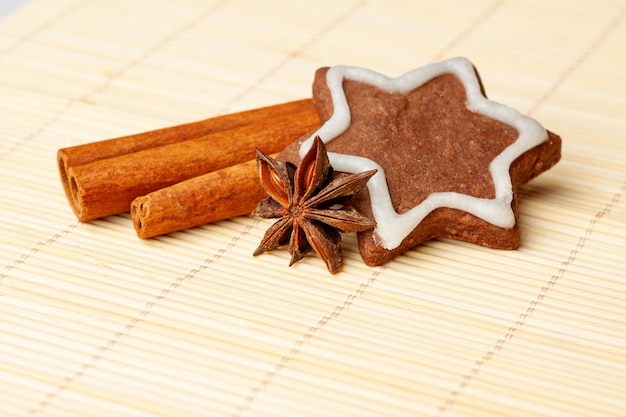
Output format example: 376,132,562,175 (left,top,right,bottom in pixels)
252,136,376,274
